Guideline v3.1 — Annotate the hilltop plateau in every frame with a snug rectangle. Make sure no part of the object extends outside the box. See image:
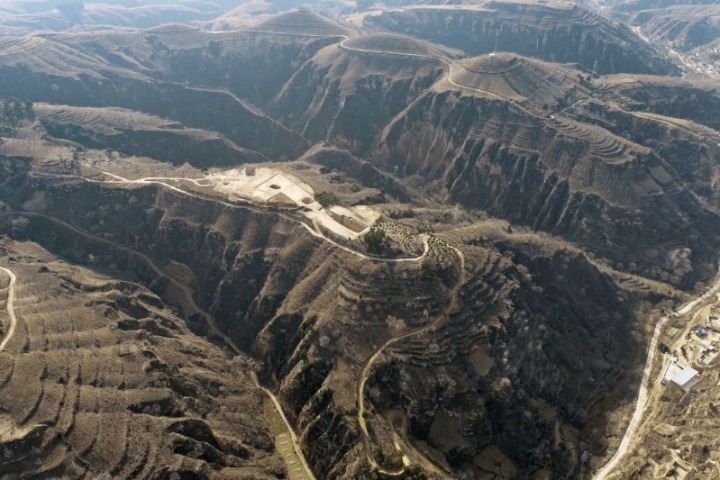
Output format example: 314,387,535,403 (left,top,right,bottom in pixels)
0,2,717,479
